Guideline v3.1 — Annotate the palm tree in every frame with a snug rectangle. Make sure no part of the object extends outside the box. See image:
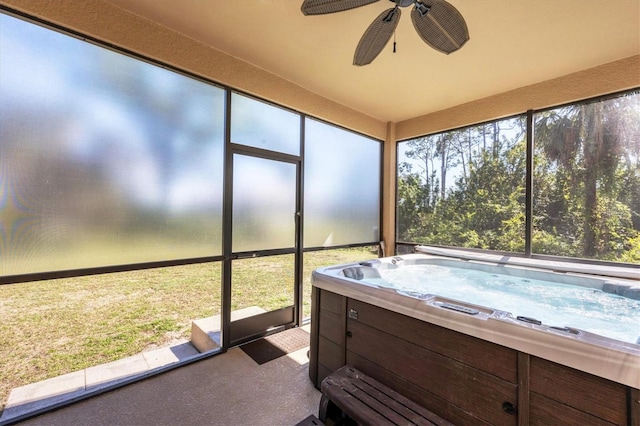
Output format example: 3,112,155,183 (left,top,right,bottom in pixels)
534,92,639,258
